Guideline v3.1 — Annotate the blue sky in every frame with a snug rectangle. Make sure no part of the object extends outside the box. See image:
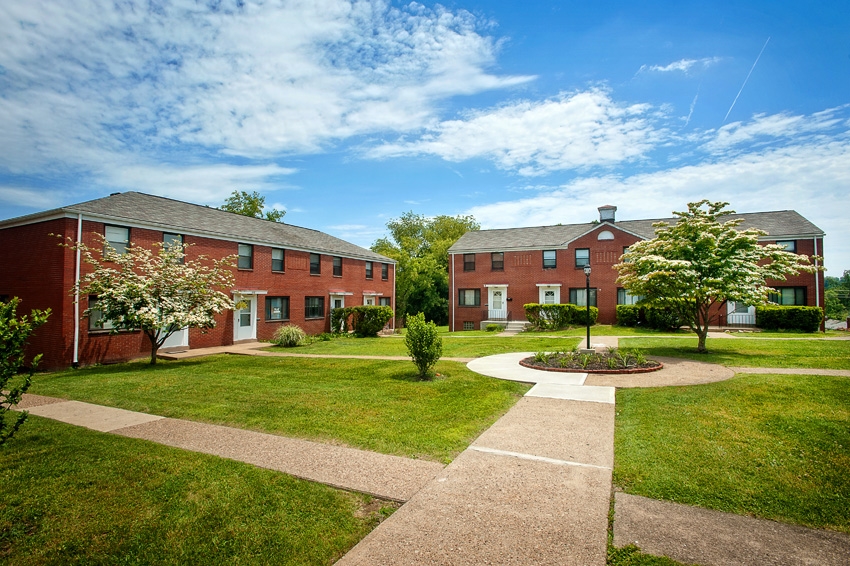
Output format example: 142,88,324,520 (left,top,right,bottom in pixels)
1,0,848,273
